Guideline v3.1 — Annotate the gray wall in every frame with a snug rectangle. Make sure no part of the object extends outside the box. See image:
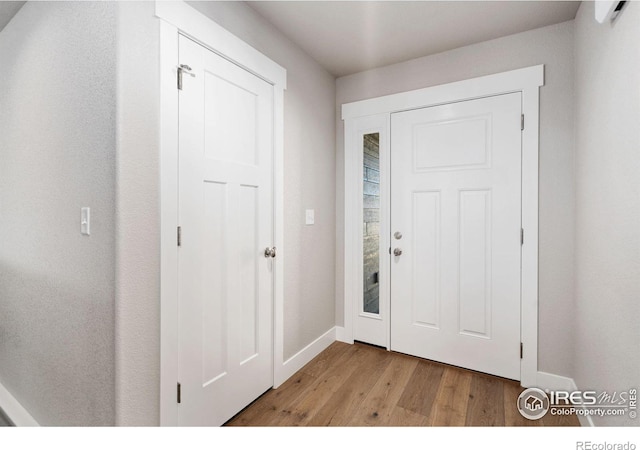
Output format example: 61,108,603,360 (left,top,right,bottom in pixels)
114,1,161,426
113,1,337,425
0,1,116,426
336,21,576,377
187,1,337,361
574,1,640,426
